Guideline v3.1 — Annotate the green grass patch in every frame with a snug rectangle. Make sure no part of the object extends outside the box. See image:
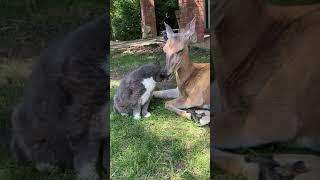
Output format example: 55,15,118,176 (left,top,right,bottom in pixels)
110,48,210,179
0,0,106,58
